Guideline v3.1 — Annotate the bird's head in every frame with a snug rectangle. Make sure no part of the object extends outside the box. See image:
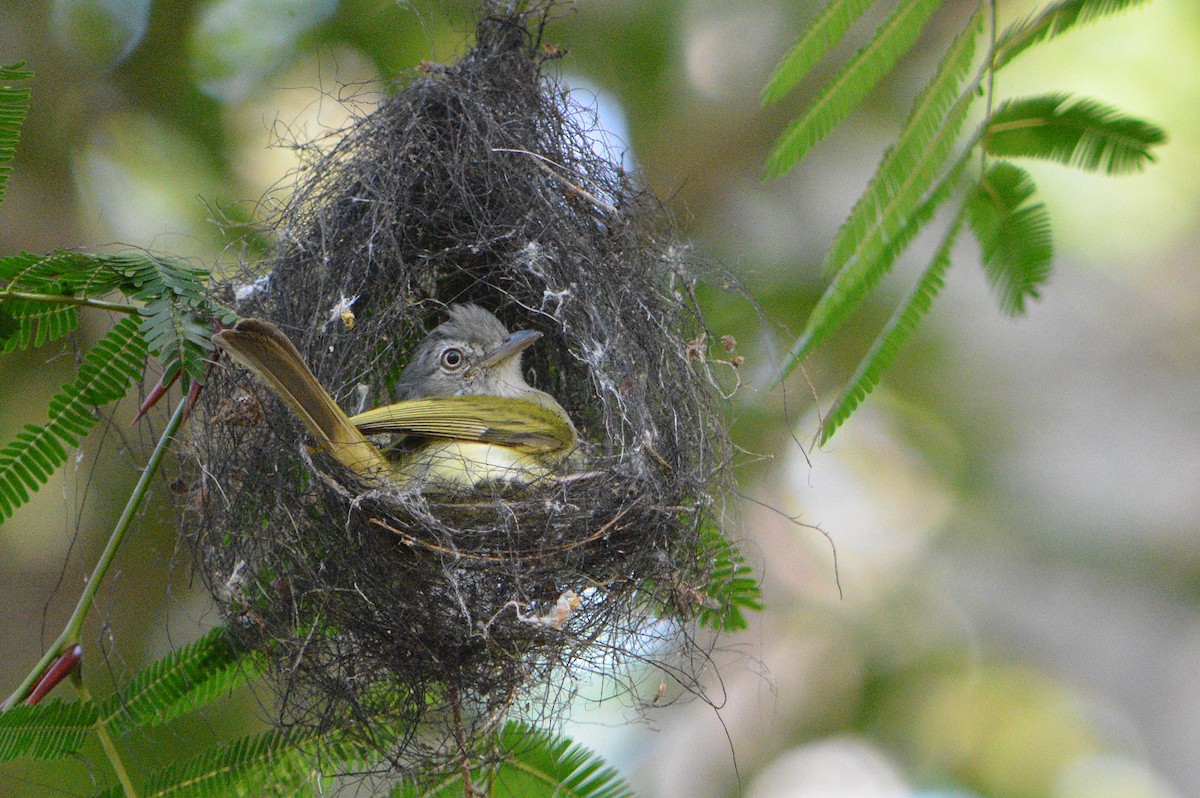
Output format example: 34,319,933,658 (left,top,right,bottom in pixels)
393,304,543,400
